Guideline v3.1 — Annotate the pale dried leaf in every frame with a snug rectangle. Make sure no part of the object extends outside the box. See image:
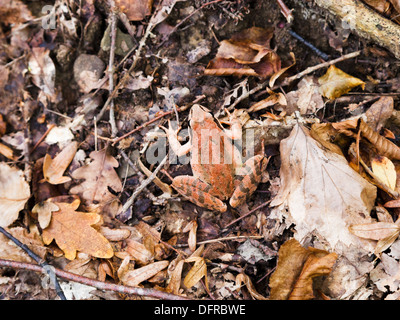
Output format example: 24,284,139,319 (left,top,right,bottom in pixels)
121,260,169,287
126,239,154,265
271,124,377,252
0,163,30,227
166,258,185,294
43,141,78,185
28,47,56,99
349,222,400,240
32,201,59,229
371,156,397,191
